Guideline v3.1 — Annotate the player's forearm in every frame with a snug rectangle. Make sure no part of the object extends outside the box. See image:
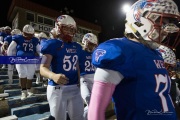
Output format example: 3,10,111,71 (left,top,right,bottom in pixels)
40,54,54,79
40,65,55,79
